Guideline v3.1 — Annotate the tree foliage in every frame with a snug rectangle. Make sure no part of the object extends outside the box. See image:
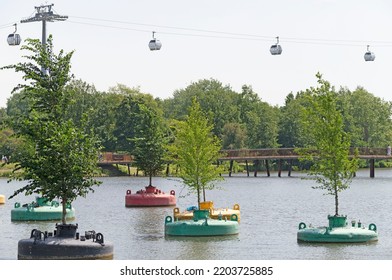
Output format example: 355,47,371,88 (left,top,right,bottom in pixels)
132,103,167,186
113,87,160,152
298,73,359,216
2,36,101,224
163,79,240,137
169,99,224,206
